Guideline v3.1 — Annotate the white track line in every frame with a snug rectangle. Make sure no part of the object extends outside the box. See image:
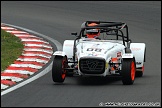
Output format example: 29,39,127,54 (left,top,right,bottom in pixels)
1,76,23,82
4,70,35,75
1,84,9,90
10,64,43,69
